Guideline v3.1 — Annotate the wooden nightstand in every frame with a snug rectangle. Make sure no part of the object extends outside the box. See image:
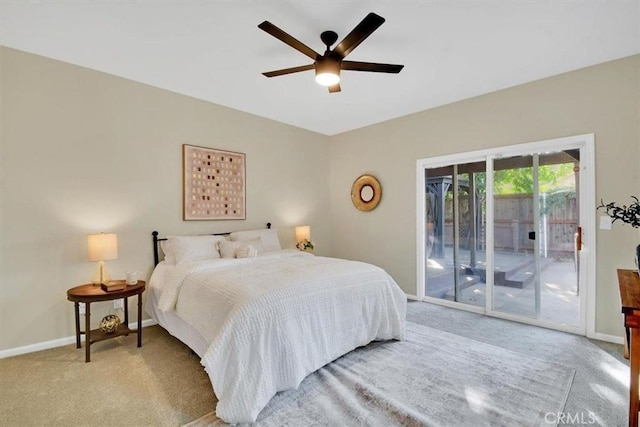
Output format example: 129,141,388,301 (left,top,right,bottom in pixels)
67,280,145,362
